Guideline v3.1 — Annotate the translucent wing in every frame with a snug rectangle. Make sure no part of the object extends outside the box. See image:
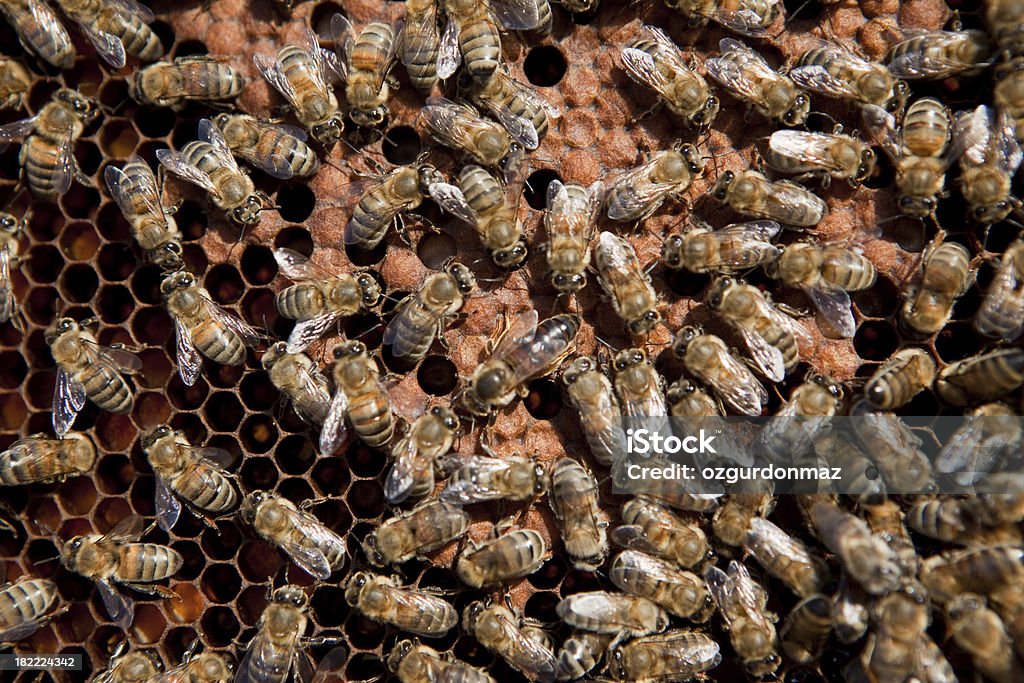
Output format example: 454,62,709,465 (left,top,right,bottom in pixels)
197,118,244,174
768,131,846,174
202,297,260,348
187,445,235,468
154,475,182,532
481,102,538,150
490,0,542,30
861,104,903,162
287,365,331,426
710,221,783,269
319,388,349,455
420,98,497,156
702,350,768,416
605,158,682,221
888,32,988,79
104,161,165,226
384,434,425,503
440,455,512,504
977,256,1024,341
97,579,133,630
789,64,860,101
0,116,37,150
235,627,301,683
621,46,679,104
53,367,87,437
254,53,303,111
0,246,13,324
94,344,143,373
436,17,461,79
705,6,772,36
286,311,342,354
273,248,334,281
26,0,72,60
610,524,664,555
490,309,540,360
759,180,827,226
173,317,202,387
0,438,64,481
492,608,557,675
806,282,855,338
156,149,219,196
106,0,155,23
77,22,127,69
629,27,695,95
727,560,772,625
377,584,456,637
400,1,439,69
429,182,480,226
278,508,344,579
595,232,653,311
0,617,48,645
52,135,75,196
104,513,144,542
706,39,776,101
300,27,335,93
331,13,357,69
